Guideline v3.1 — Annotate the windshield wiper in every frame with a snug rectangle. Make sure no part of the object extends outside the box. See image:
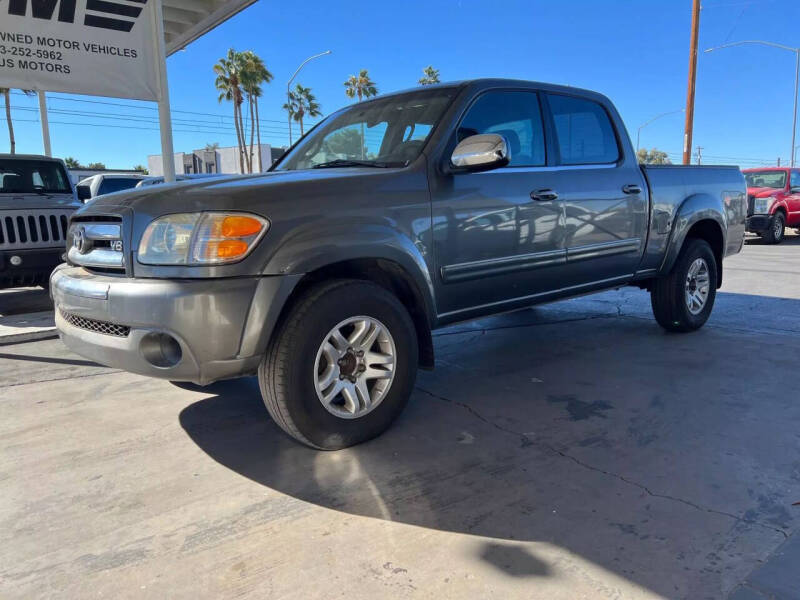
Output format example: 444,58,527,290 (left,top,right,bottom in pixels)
312,159,398,169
